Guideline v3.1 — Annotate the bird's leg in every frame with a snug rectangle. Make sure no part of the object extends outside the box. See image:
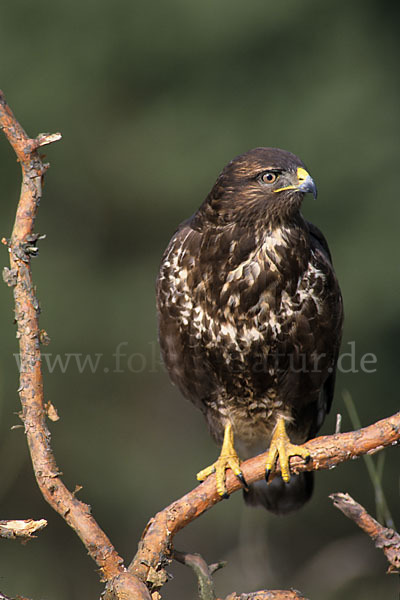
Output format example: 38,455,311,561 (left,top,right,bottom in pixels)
265,416,311,483
196,422,247,498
